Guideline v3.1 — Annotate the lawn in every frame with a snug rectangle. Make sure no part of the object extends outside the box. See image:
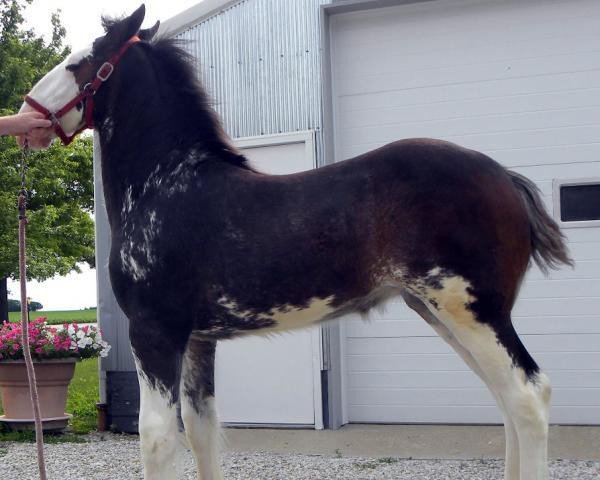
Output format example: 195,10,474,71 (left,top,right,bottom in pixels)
8,308,97,325
0,358,99,441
